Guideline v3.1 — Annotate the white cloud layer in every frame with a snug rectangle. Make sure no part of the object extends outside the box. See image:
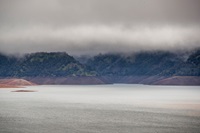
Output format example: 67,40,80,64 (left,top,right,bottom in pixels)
0,25,200,55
